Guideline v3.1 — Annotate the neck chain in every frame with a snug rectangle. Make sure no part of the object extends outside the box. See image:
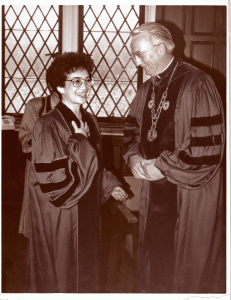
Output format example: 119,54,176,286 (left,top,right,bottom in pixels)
147,61,178,142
